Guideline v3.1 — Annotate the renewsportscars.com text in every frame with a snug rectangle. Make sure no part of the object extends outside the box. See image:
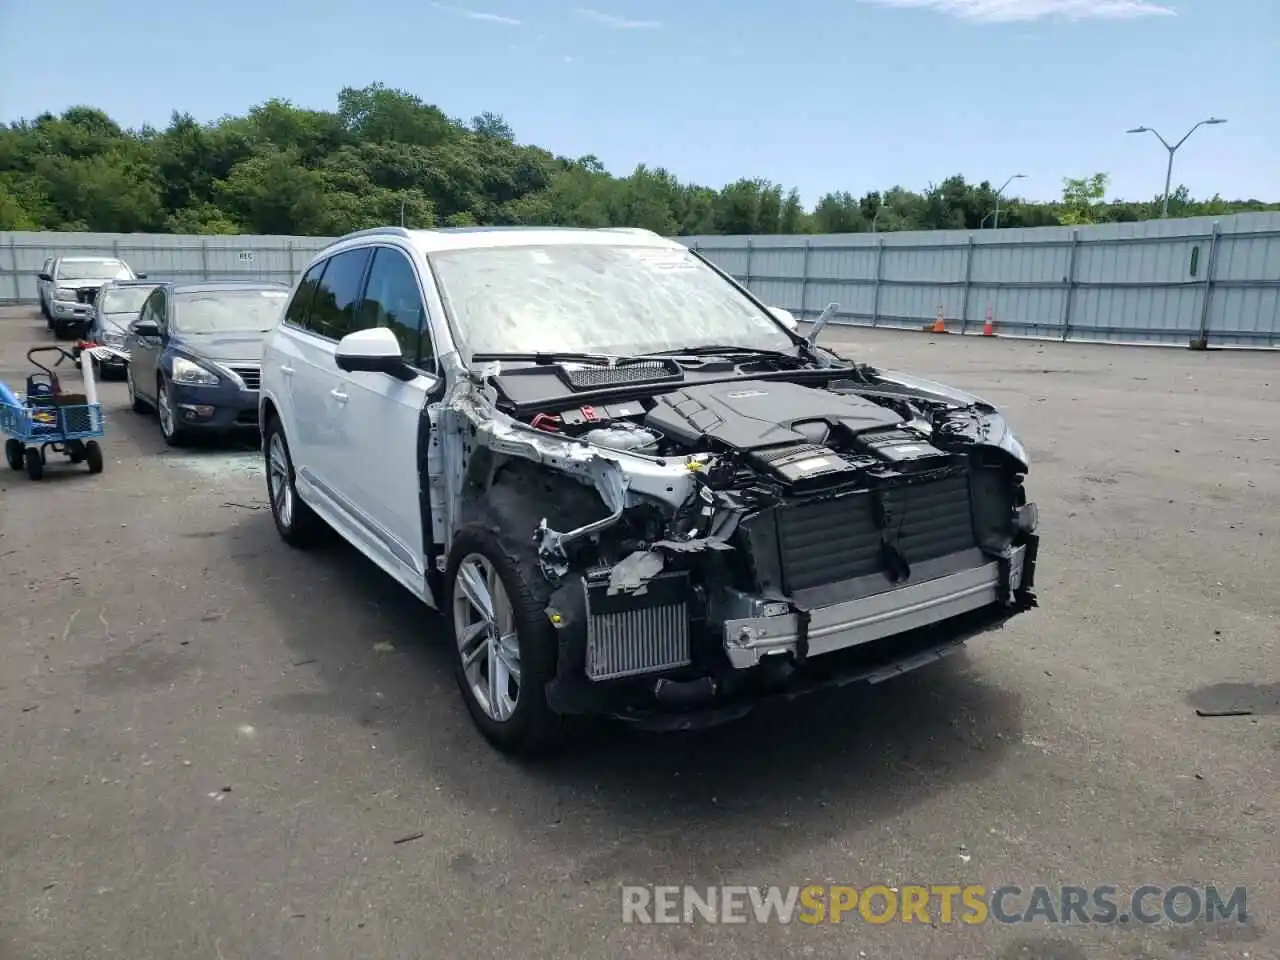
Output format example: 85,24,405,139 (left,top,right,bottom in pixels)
621,884,1248,926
